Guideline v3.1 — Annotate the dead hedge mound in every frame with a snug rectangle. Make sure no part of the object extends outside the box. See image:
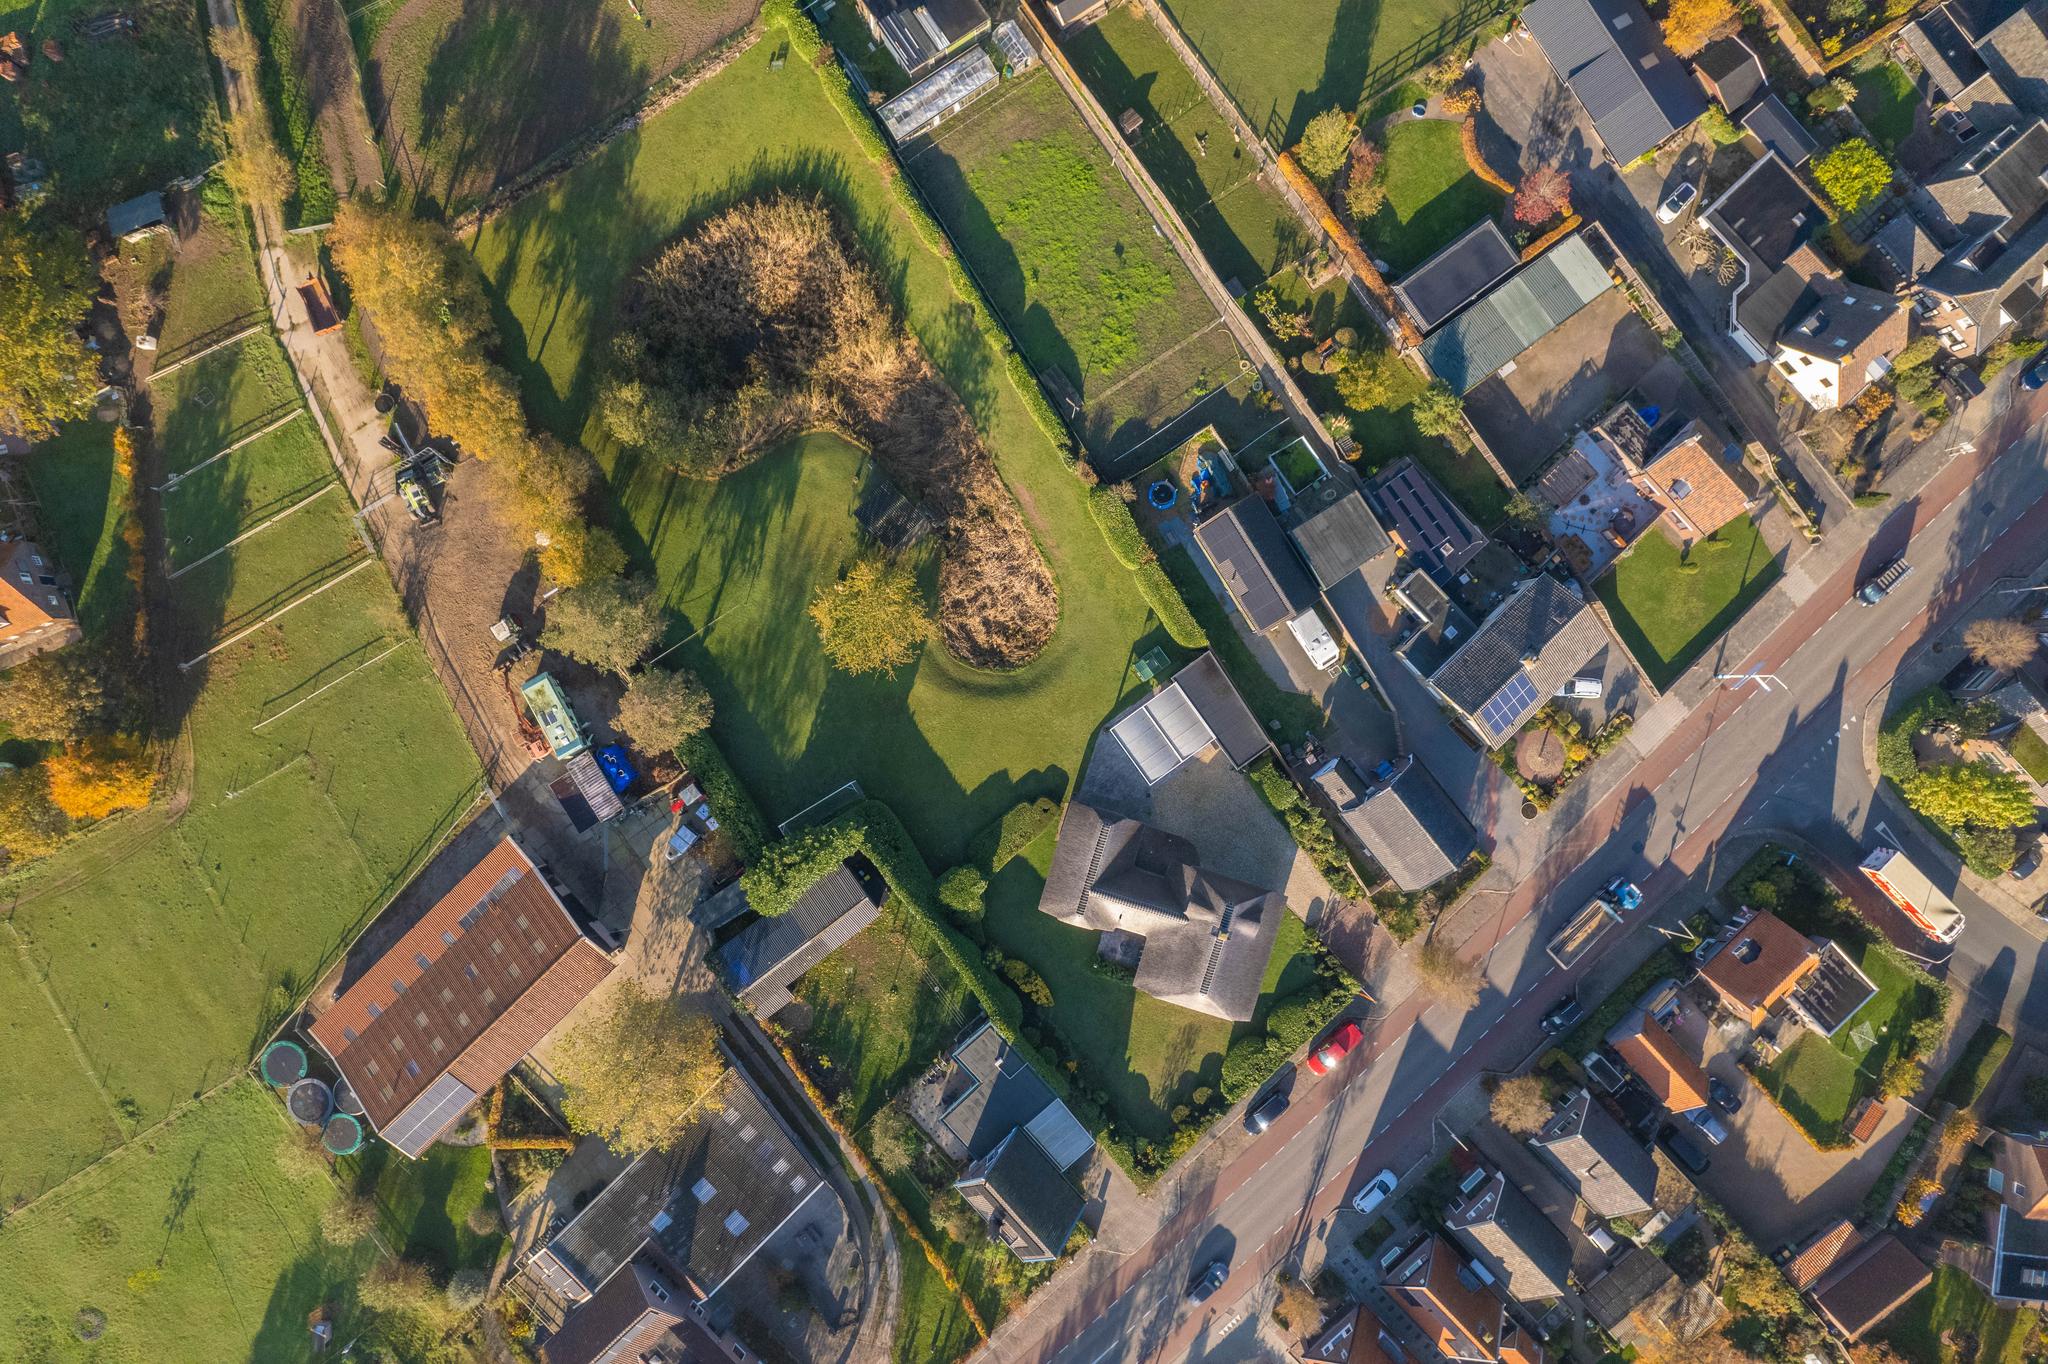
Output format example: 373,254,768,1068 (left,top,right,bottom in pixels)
599,194,1058,669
